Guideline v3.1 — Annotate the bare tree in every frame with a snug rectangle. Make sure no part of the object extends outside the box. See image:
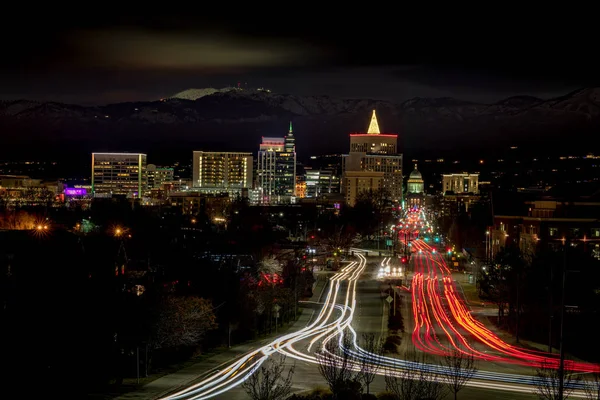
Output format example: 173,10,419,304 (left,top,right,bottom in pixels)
242,355,295,400
533,361,581,400
316,335,362,399
583,371,600,400
153,296,218,349
385,346,446,400
358,333,383,394
441,348,477,400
